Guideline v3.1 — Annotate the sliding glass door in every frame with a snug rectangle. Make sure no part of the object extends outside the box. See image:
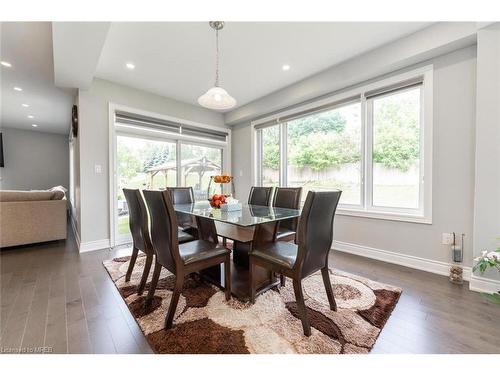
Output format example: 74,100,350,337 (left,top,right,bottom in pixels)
115,134,177,243
112,116,228,246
